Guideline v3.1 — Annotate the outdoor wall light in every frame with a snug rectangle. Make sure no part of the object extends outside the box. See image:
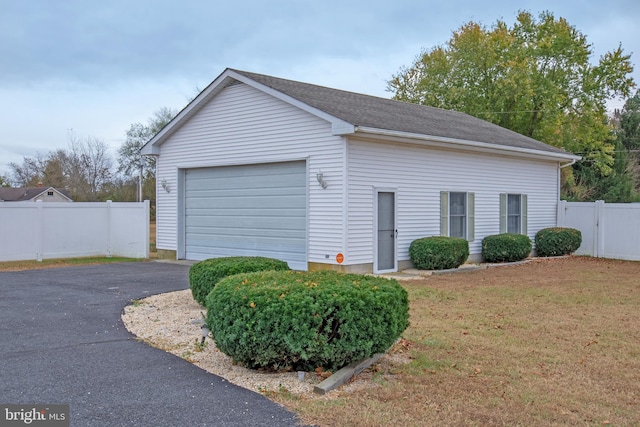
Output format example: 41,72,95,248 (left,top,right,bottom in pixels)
161,179,170,193
316,171,328,189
